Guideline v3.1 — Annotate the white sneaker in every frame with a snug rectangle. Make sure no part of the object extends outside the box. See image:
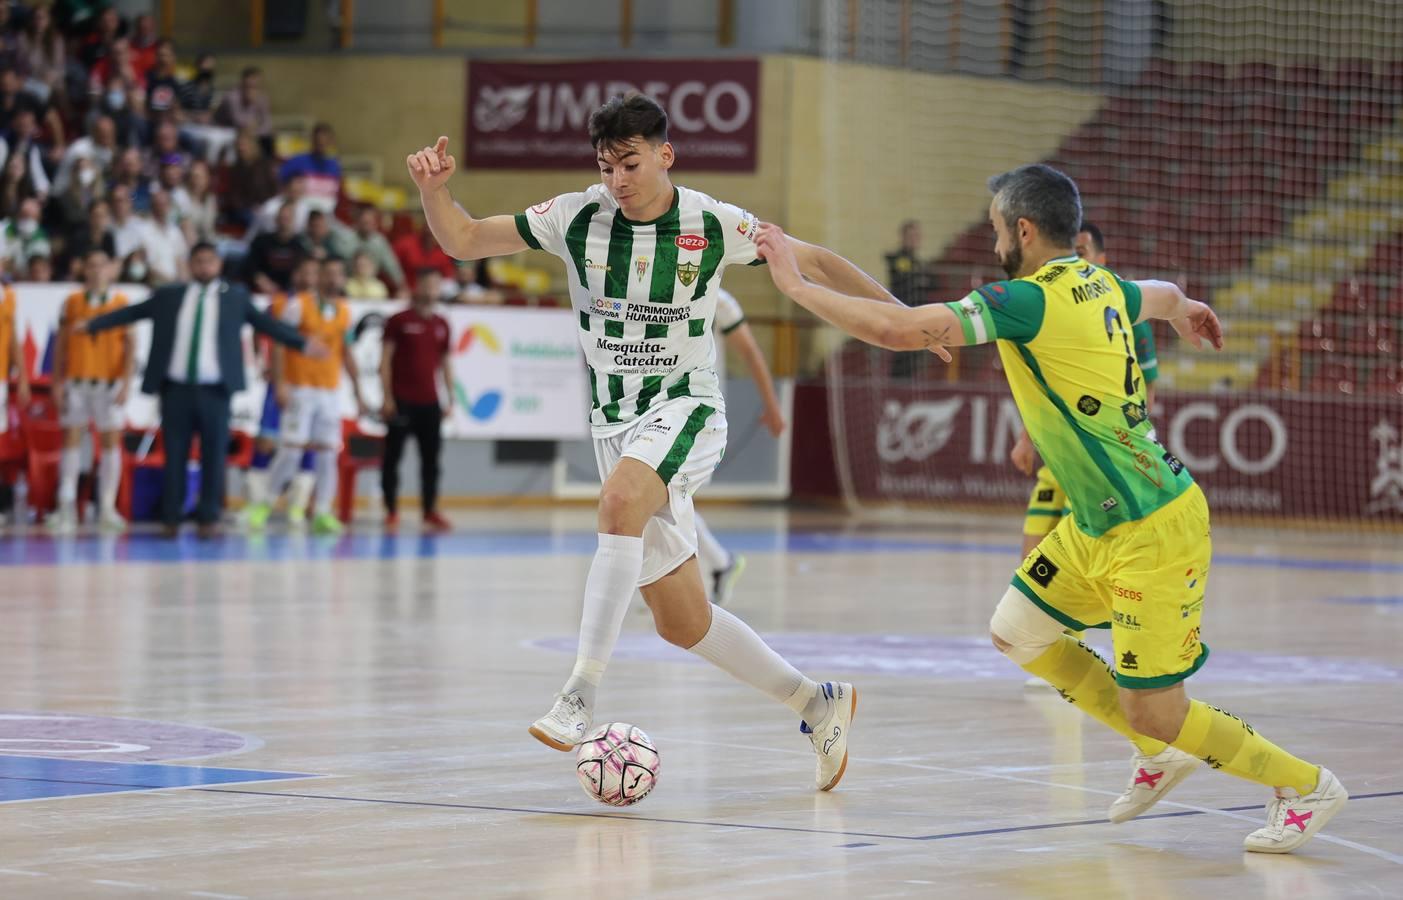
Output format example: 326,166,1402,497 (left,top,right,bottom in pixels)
528,691,591,752
711,554,747,606
1244,767,1348,854
1108,745,1200,823
98,508,127,532
802,681,856,791
46,507,77,535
